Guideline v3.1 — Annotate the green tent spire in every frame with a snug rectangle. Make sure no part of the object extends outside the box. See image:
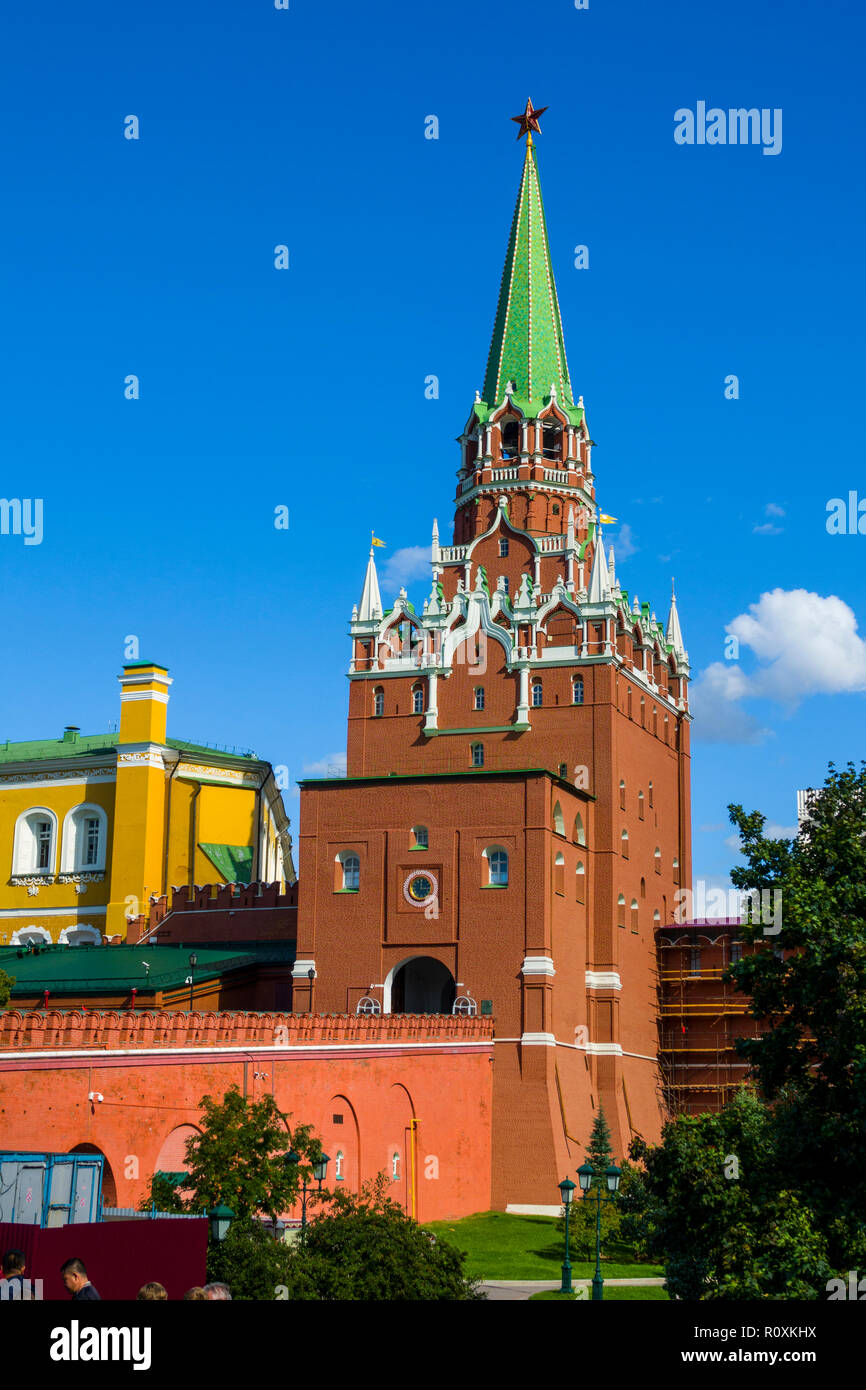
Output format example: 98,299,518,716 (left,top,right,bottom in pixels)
480,139,577,418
